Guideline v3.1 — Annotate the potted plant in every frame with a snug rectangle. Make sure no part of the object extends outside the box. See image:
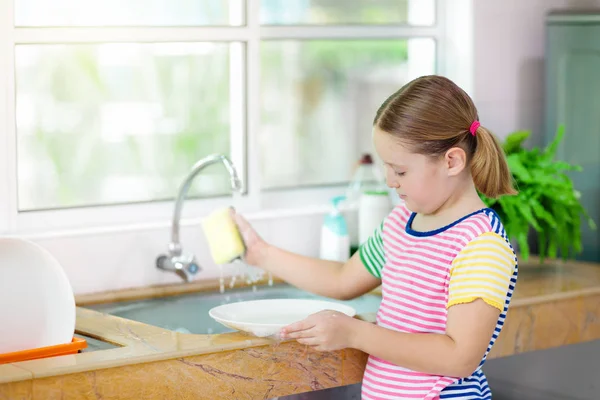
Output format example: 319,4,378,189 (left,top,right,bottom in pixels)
481,125,596,262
